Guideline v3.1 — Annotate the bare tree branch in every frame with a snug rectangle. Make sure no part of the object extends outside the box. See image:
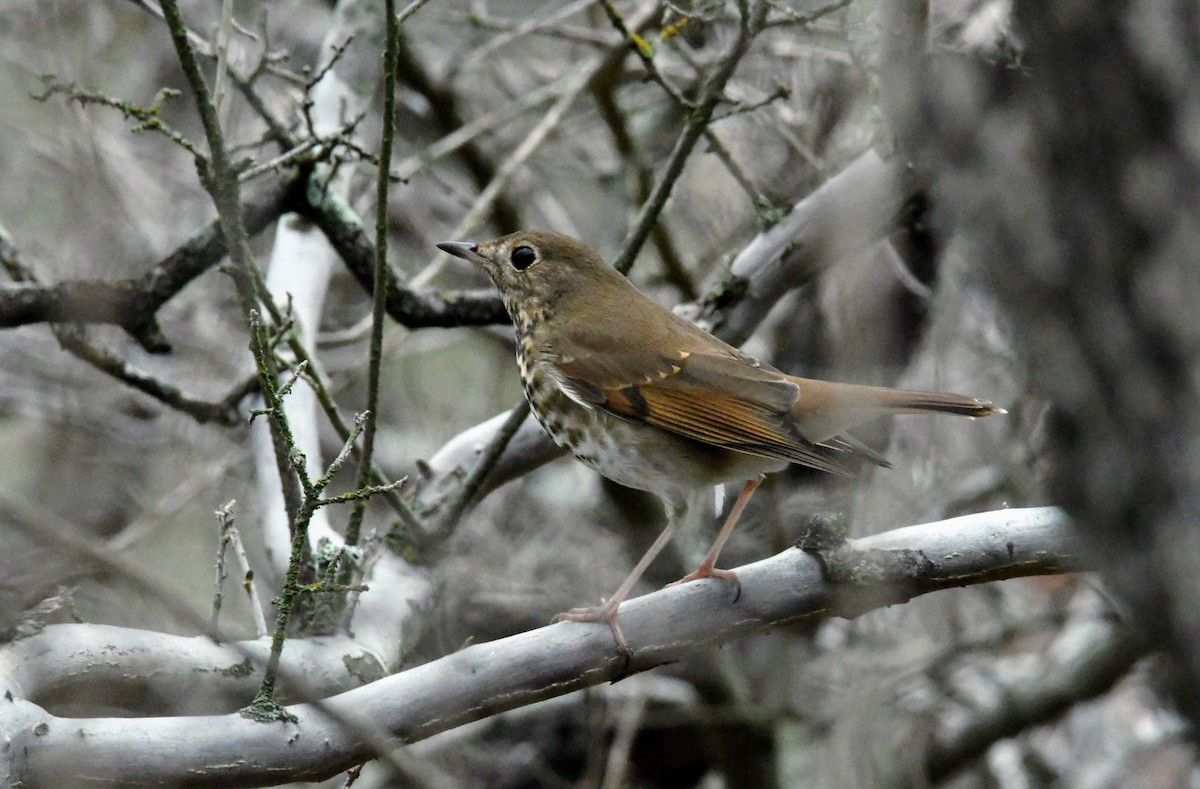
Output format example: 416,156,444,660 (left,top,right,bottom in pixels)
925,616,1142,784
0,180,296,349
697,147,921,345
7,508,1081,786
